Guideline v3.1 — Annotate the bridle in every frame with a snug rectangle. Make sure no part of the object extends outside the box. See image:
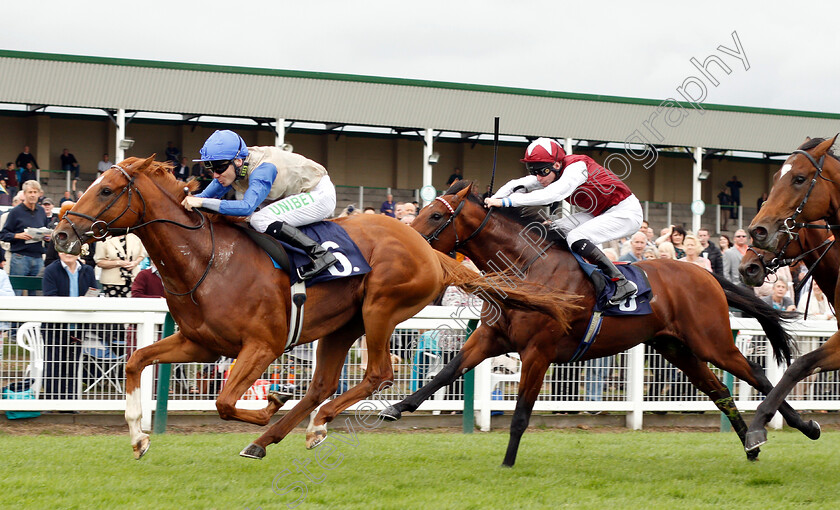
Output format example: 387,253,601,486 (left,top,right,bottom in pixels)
421,195,494,257
748,149,839,293
62,164,216,300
